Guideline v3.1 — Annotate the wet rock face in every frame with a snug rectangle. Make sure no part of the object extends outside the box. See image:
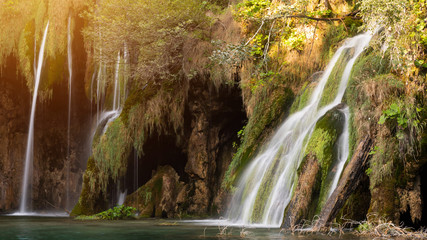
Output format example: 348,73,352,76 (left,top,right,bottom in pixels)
0,15,91,213
0,56,29,212
119,77,246,218
183,78,246,216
